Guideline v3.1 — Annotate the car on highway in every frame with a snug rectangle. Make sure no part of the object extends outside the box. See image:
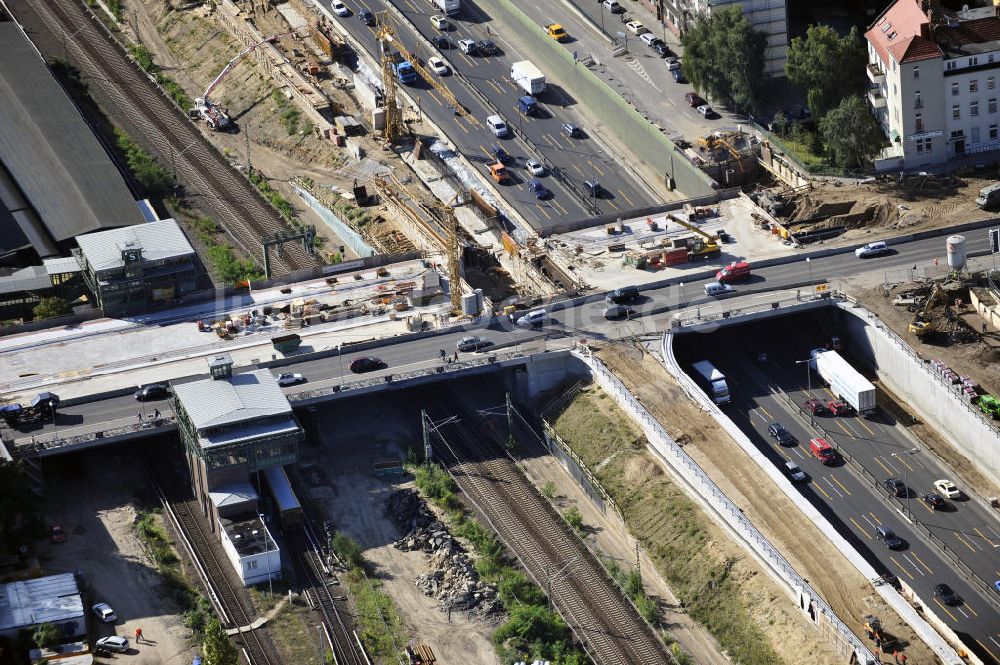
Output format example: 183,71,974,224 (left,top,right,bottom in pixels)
50,525,66,543
855,241,890,258
458,39,477,55
135,383,170,401
277,373,306,387
432,35,450,50
358,9,375,26
488,162,512,184
349,357,385,373
784,461,807,481
875,525,905,550
697,104,716,118
491,143,512,164
606,285,639,304
767,422,795,445
934,479,963,499
703,281,733,297
528,179,551,199
478,40,499,55
884,477,906,497
431,15,450,30
934,583,960,605
802,398,826,415
809,437,837,464
583,179,601,198
96,636,129,653
684,92,705,108
428,56,450,76
625,21,647,35
486,114,509,138
525,159,545,176
92,602,117,623
515,309,548,328
922,492,946,510
994,580,1000,594
330,0,350,17
561,122,582,138
602,0,624,13
456,336,492,352
603,304,632,320
826,399,852,416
